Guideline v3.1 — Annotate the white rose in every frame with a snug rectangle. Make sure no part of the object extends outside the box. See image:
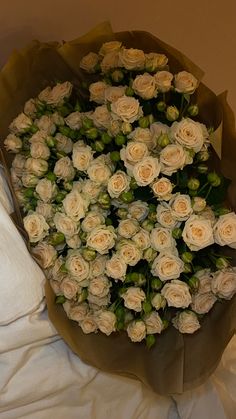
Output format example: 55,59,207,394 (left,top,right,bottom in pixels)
211,269,236,300
63,189,89,221
182,215,214,251
151,252,184,281
156,204,178,229
80,52,99,73
105,254,127,280
99,41,122,56
24,98,37,118
133,229,150,250
35,178,57,202
65,112,83,130
89,255,108,278
38,86,51,103
9,113,32,134
36,201,55,220
4,134,22,152
128,200,149,222
47,82,72,106
81,211,105,233
100,51,120,73
30,142,50,160
72,142,93,172
51,112,64,126
200,206,216,226
150,122,169,145
79,313,98,334
144,312,163,334
127,320,146,342
152,177,173,200
128,128,154,150
29,130,47,145
151,293,166,310
87,226,117,255
154,71,173,93
54,212,79,237
133,156,160,186
170,194,193,221
97,311,116,336
120,141,149,173
60,277,80,299
89,275,110,297
117,240,142,266
118,218,140,239
65,302,89,322
172,310,200,333
111,96,143,123
89,81,107,104
192,197,207,213
66,250,90,282
170,118,208,153
21,173,39,188
66,235,81,249
195,269,212,294
150,227,175,252
132,73,157,100
50,256,66,282
119,48,145,70
55,133,73,154
53,156,75,181
50,279,63,295
36,115,56,135
25,157,48,177
87,157,112,185
161,280,192,308
81,179,103,203
145,52,168,71
92,105,111,129
213,213,236,249
191,292,217,314
174,71,198,94
107,170,130,198
122,287,146,312
160,144,192,176
104,86,126,103
23,212,49,243
32,241,57,269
